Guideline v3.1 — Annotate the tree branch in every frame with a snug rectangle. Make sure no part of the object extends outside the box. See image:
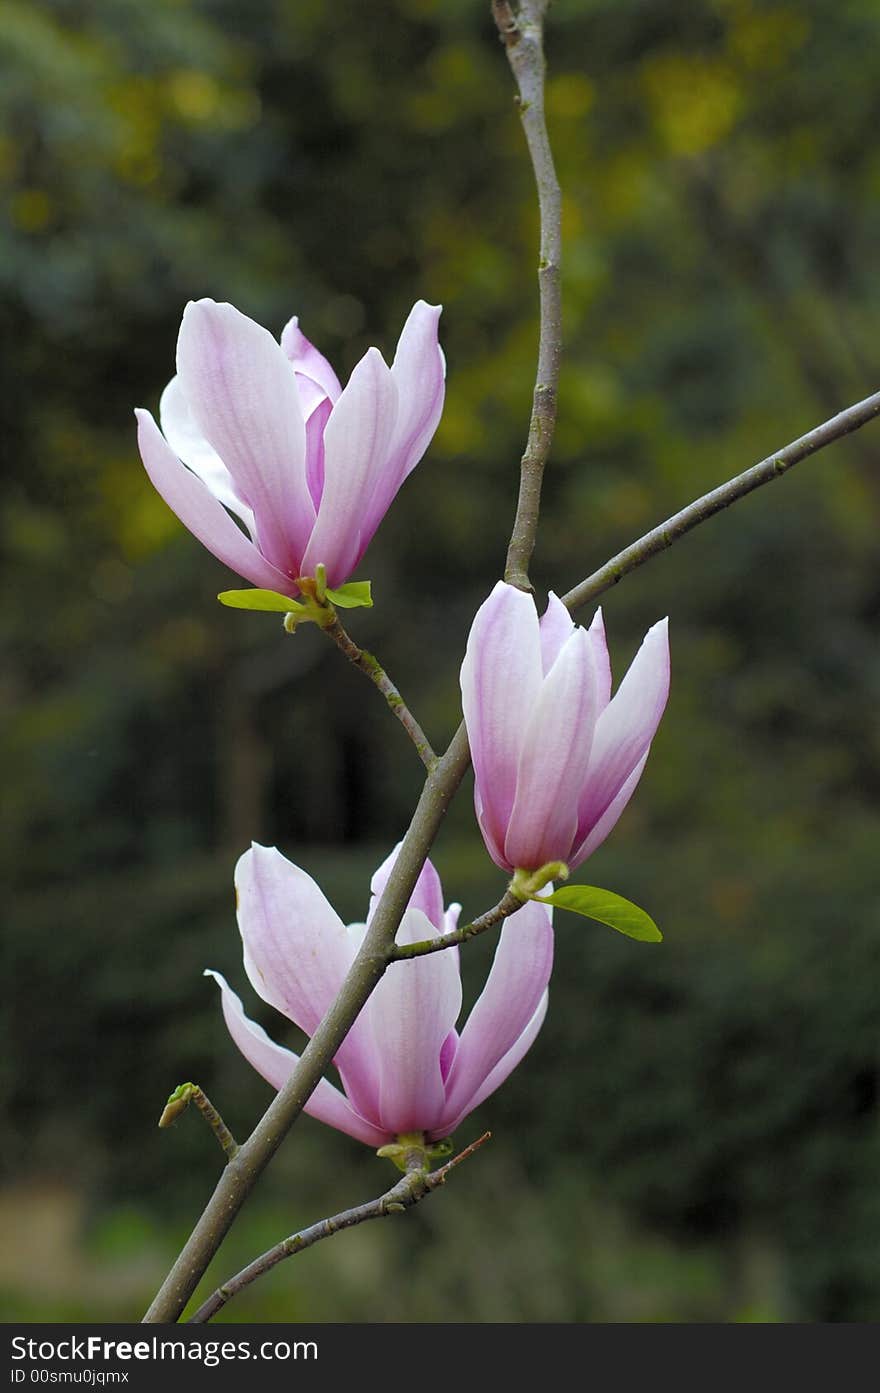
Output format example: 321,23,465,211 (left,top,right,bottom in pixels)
322,613,437,769
561,388,880,615
145,0,547,1324
493,1,563,592
187,1133,491,1324
389,891,522,960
